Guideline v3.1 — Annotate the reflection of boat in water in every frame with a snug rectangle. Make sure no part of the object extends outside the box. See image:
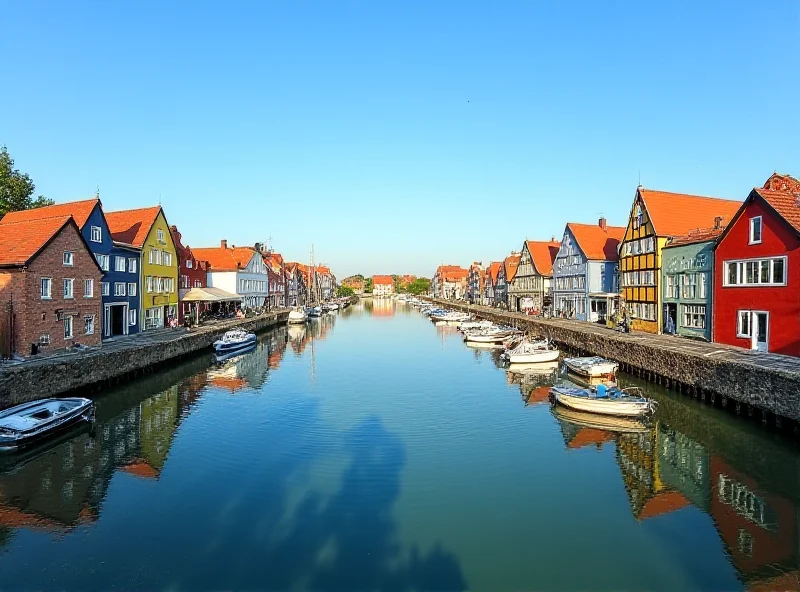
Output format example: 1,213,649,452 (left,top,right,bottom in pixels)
212,329,257,355
287,307,308,324
465,341,504,349
212,343,256,363
0,421,94,474
507,360,560,375
0,398,95,452
551,385,656,417
287,324,307,343
552,406,651,433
